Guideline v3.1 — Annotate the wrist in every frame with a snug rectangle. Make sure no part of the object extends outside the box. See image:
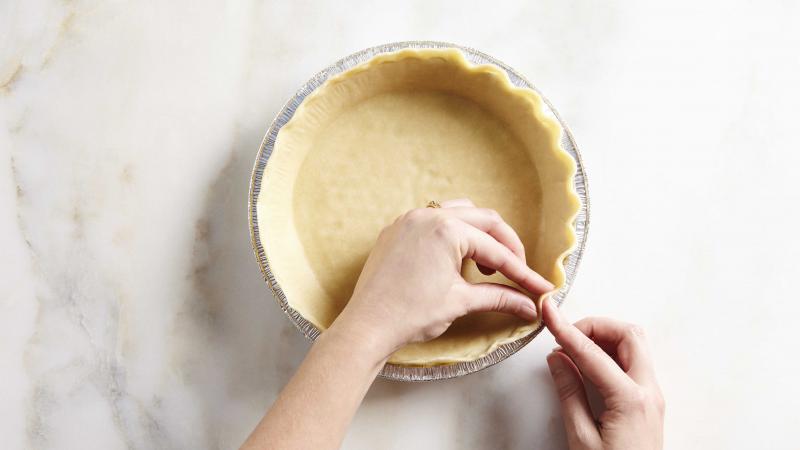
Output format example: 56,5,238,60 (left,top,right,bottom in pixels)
325,309,400,366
